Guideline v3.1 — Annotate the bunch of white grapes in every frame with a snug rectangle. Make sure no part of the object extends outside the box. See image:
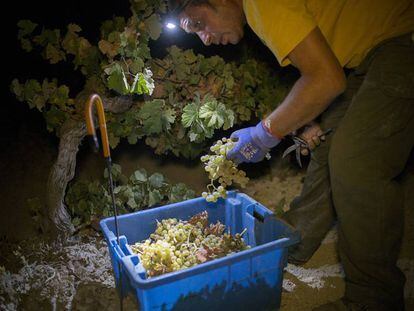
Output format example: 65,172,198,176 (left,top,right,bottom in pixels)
200,138,249,202
130,212,249,278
